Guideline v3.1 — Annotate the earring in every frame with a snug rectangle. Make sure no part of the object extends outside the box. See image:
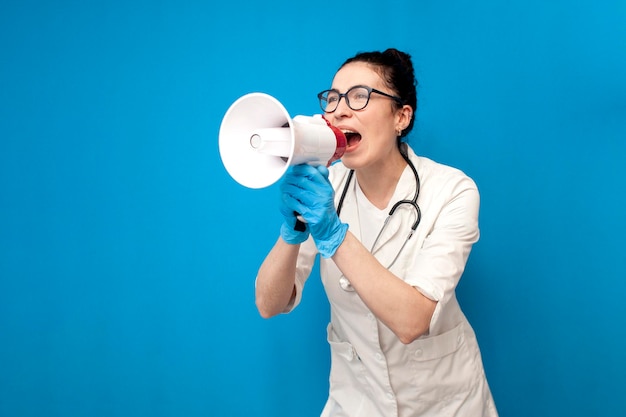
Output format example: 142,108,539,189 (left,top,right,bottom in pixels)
396,128,402,136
